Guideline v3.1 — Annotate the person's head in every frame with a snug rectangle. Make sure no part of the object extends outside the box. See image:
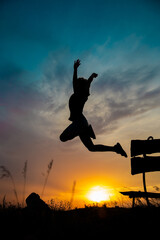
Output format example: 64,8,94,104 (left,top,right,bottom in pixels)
76,77,91,96
26,192,40,208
